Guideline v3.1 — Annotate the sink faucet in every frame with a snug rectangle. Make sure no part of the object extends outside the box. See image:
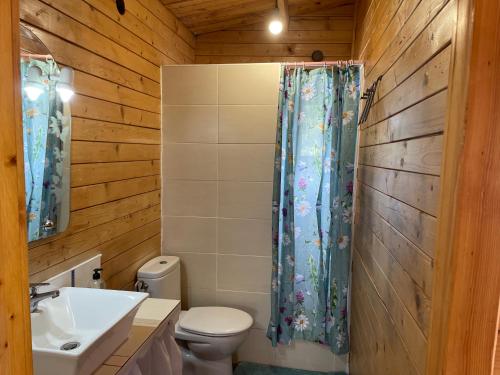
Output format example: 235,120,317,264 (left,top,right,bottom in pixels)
29,283,60,313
